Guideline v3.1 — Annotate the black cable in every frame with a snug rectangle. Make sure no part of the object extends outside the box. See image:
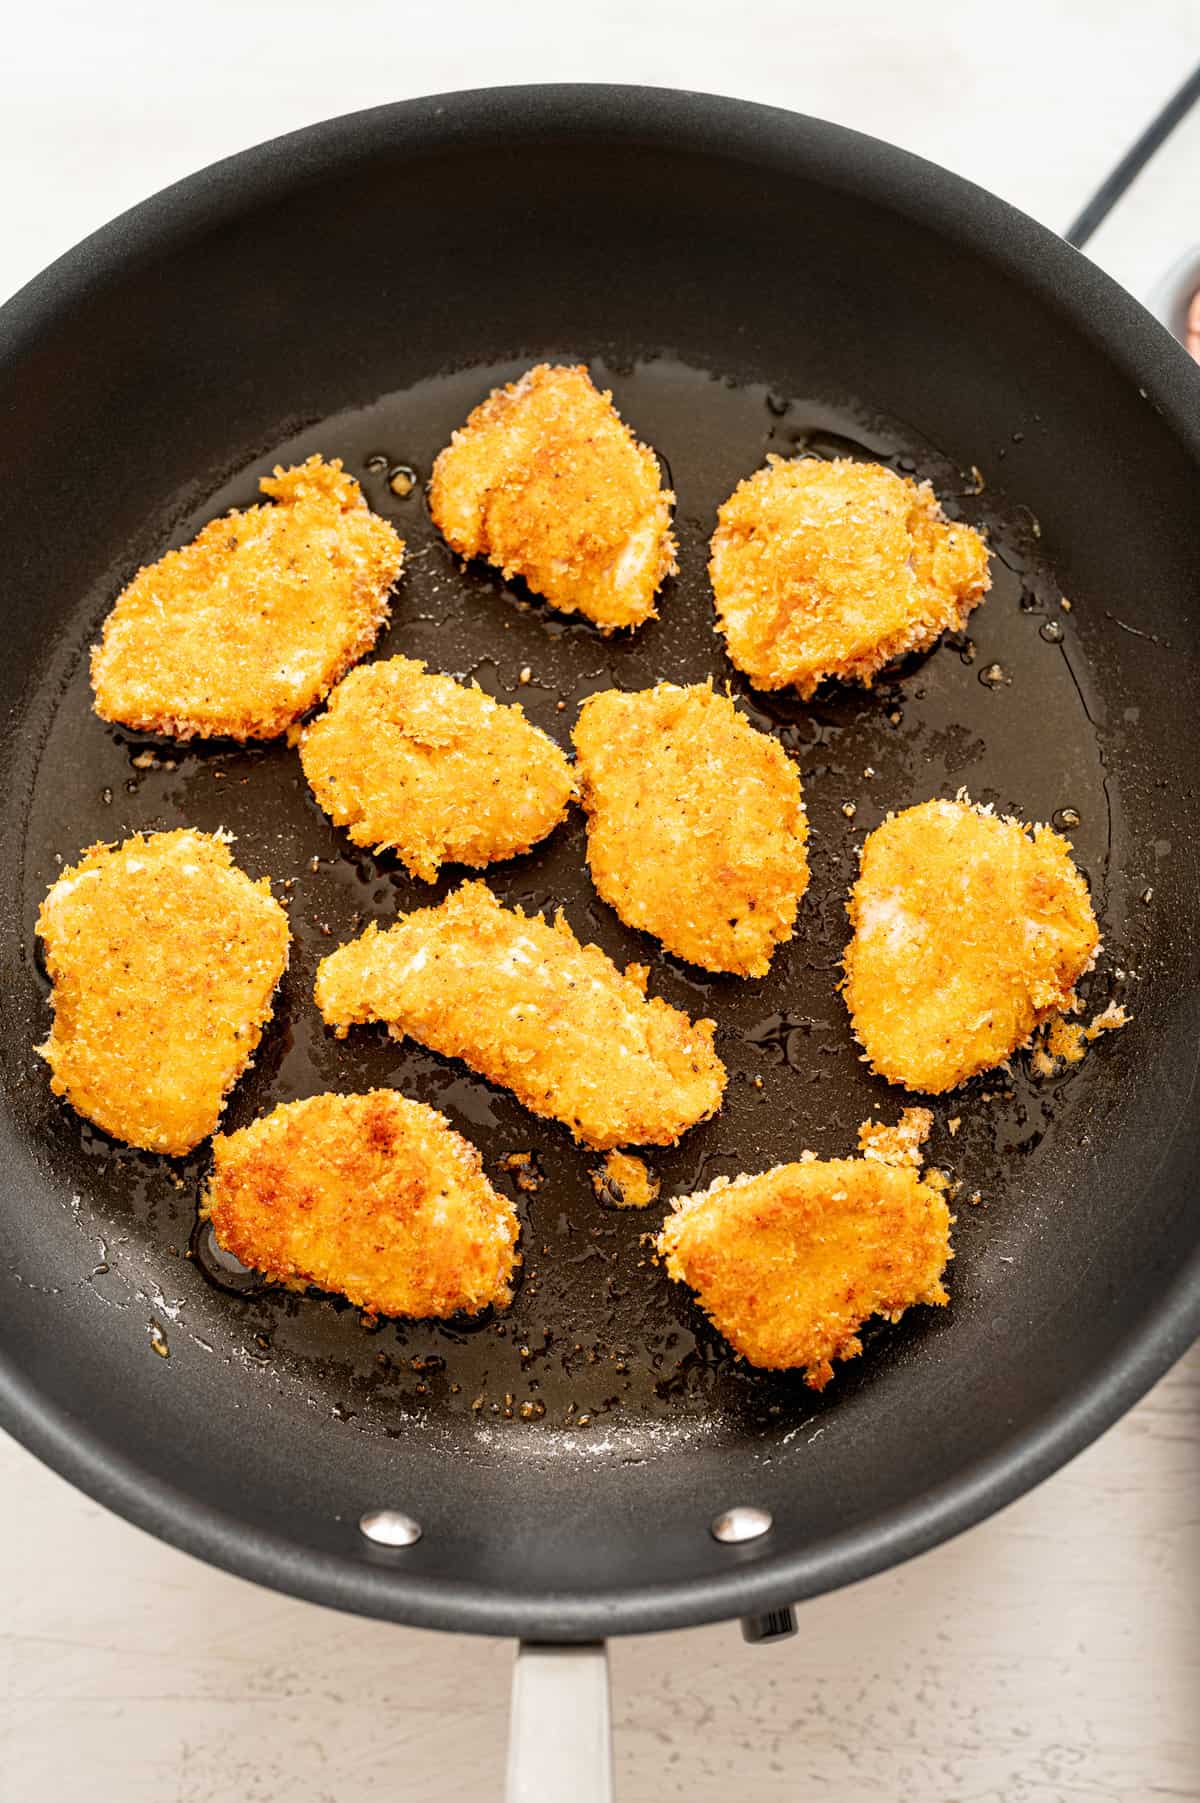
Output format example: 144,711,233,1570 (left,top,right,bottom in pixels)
1065,61,1200,249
